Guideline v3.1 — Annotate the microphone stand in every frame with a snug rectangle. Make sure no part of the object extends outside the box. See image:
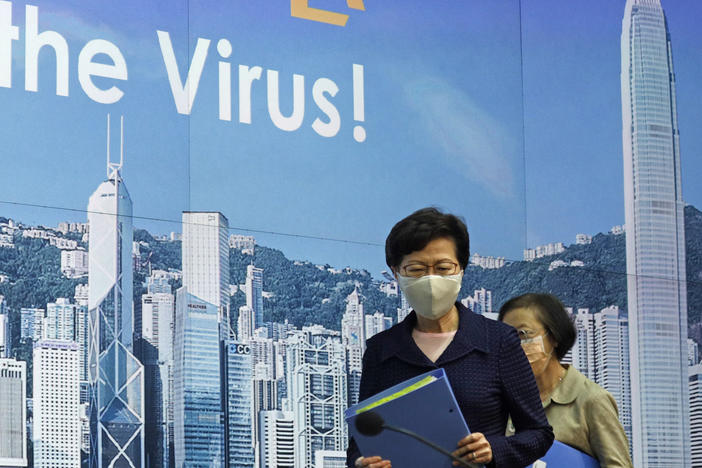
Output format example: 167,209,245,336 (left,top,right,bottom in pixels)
382,423,481,468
